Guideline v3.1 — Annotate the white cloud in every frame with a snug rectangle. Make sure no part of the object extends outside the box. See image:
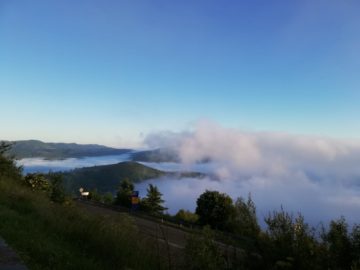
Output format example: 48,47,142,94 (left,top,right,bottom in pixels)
142,120,360,225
